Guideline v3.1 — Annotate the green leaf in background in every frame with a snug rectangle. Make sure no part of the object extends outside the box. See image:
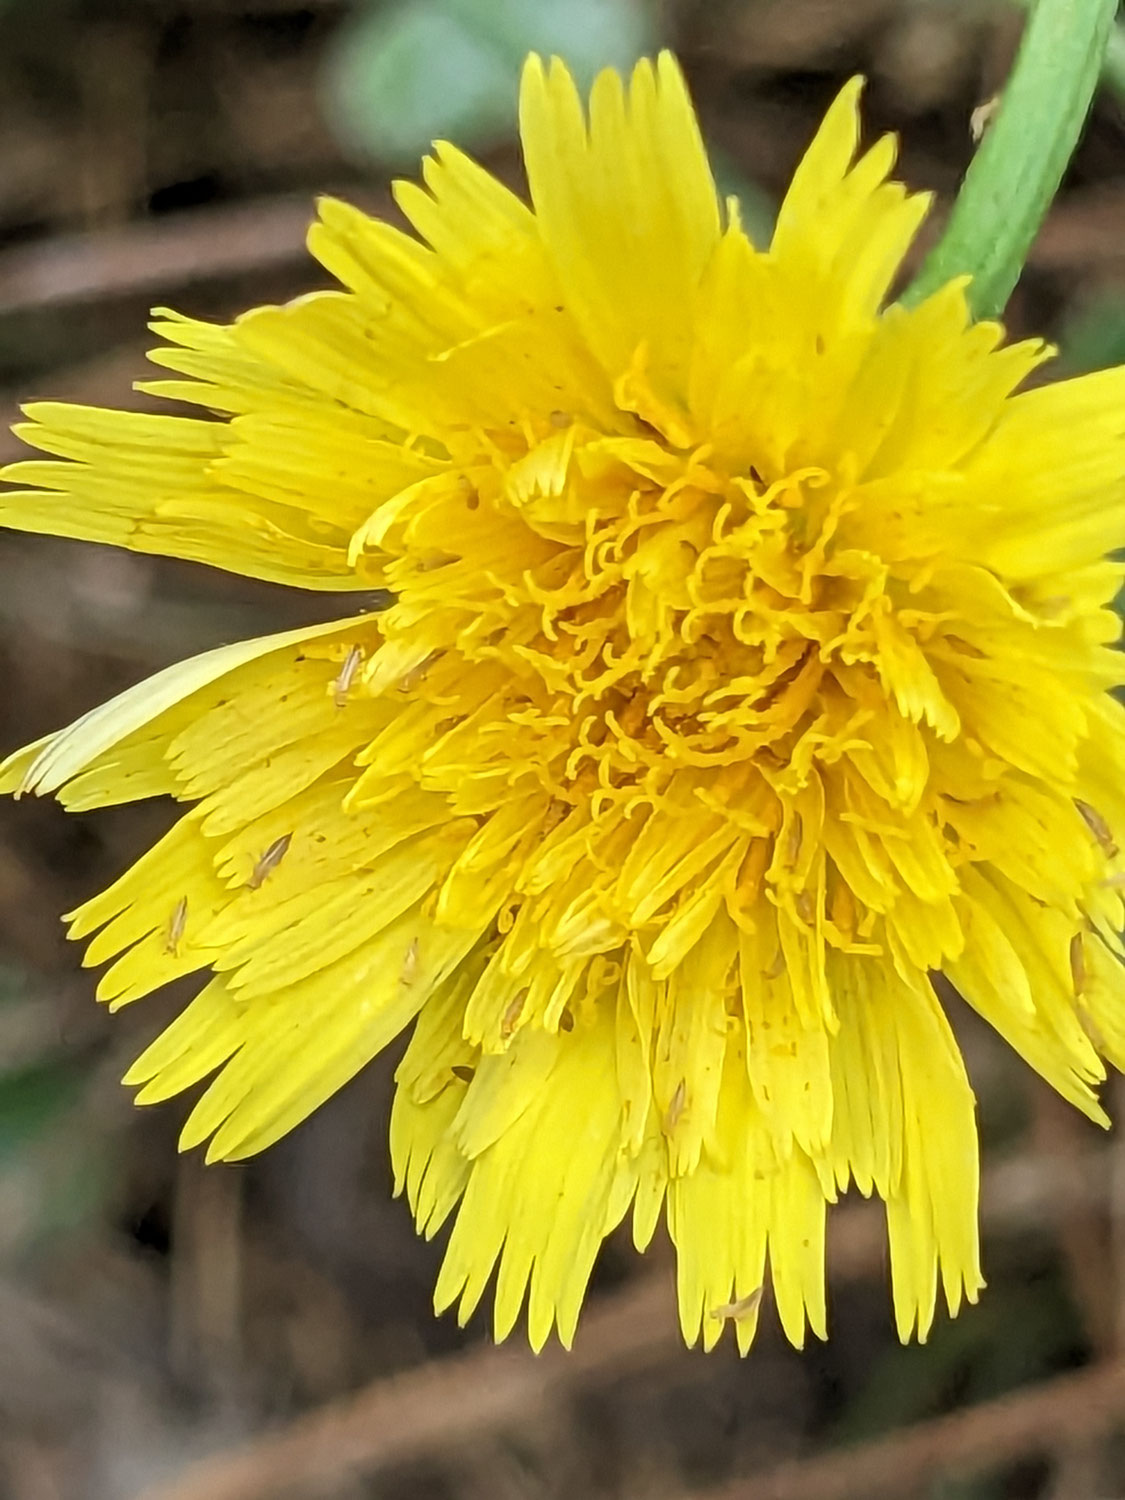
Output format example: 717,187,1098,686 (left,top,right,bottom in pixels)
0,1056,83,1163
0,965,108,1252
708,144,777,248
1056,288,1125,377
322,0,658,167
0,964,85,1163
